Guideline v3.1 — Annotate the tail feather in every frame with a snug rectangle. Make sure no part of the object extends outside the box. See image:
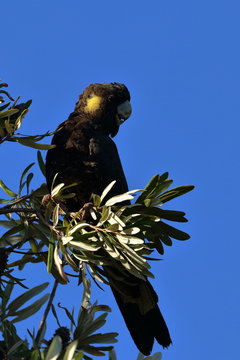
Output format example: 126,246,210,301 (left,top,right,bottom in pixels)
109,279,172,356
